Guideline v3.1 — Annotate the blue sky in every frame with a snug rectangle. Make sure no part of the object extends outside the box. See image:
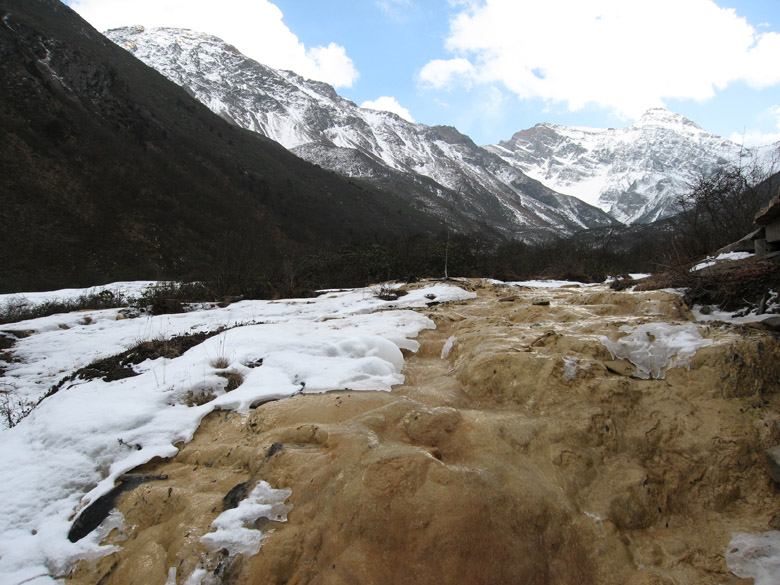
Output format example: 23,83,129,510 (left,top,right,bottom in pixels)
66,0,780,147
